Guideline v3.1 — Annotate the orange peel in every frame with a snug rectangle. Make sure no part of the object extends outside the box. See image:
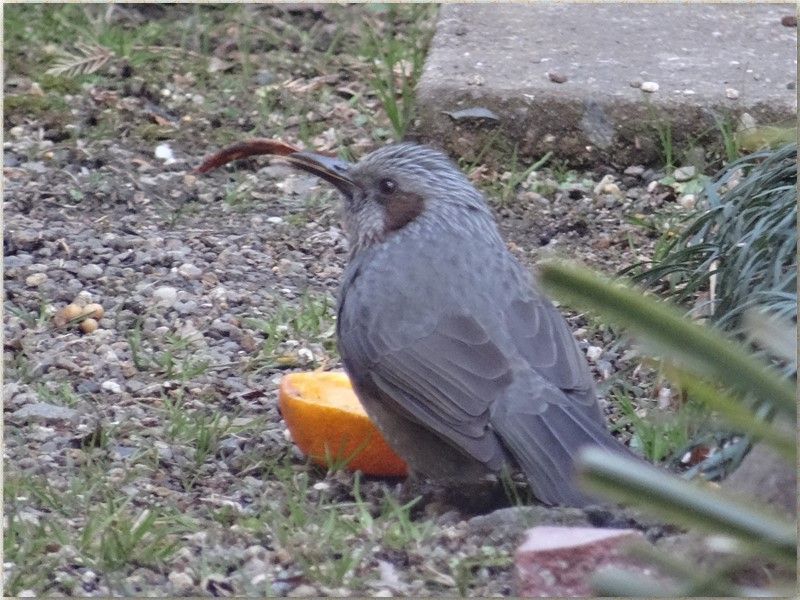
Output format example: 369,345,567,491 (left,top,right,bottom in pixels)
278,371,408,477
